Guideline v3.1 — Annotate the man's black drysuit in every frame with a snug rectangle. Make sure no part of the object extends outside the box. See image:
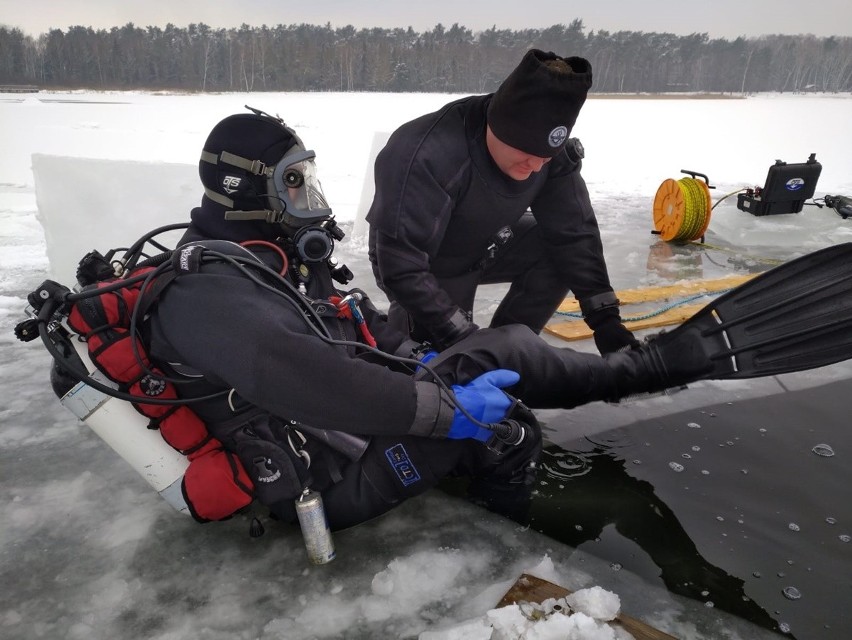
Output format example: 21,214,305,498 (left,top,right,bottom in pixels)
145,207,653,530
367,94,627,350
